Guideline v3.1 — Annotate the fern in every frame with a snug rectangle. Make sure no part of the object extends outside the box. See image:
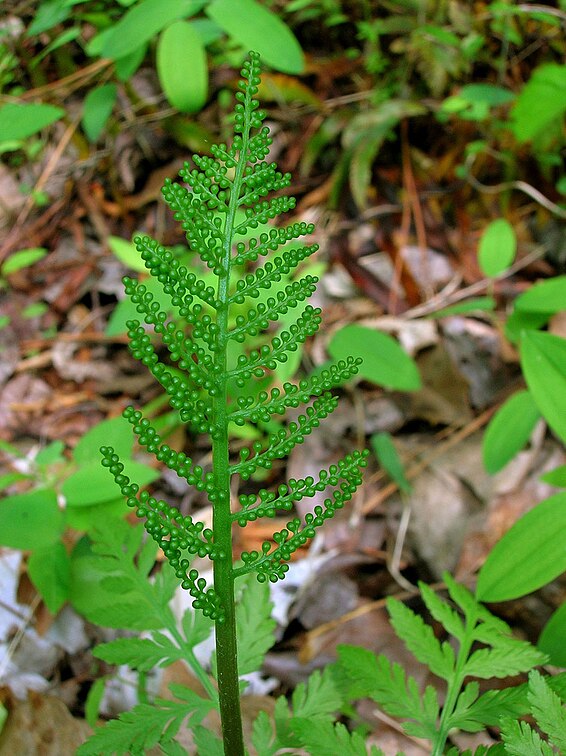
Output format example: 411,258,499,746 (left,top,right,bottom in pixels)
83,52,367,755
333,573,548,755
